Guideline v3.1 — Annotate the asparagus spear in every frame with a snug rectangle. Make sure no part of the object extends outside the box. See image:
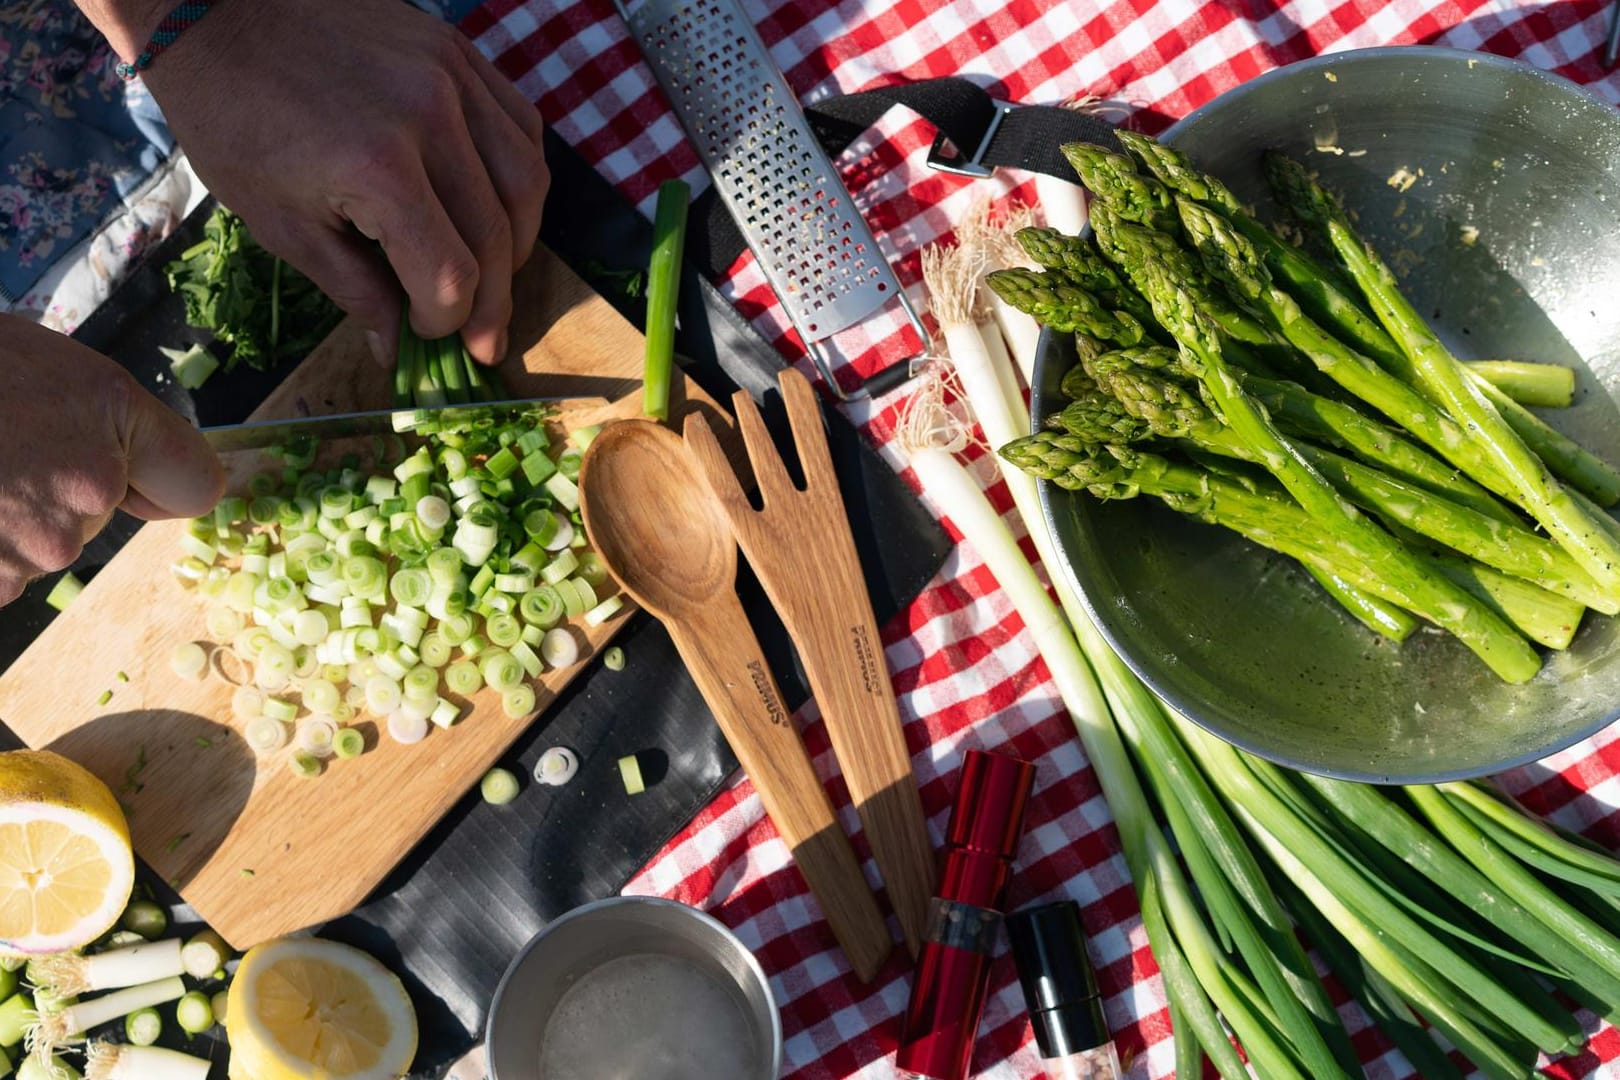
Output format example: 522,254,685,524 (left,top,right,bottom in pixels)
1064,340,1514,522
1266,151,1620,600
1014,226,1162,331
1061,352,1613,614
983,268,1148,344
1117,129,1620,504
1000,435,1548,667
1466,361,1576,409
1062,141,1180,233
